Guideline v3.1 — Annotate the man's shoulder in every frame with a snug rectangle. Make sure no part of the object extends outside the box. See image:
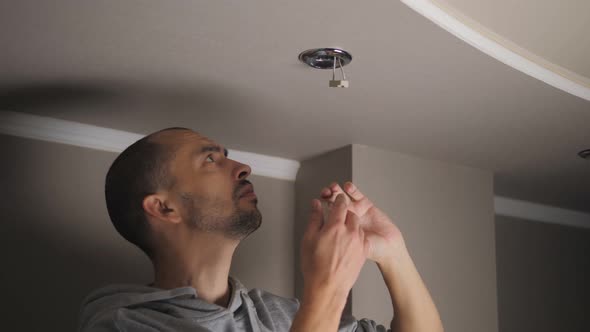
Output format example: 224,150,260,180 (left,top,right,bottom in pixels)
248,288,299,307
246,287,301,319
242,288,300,330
